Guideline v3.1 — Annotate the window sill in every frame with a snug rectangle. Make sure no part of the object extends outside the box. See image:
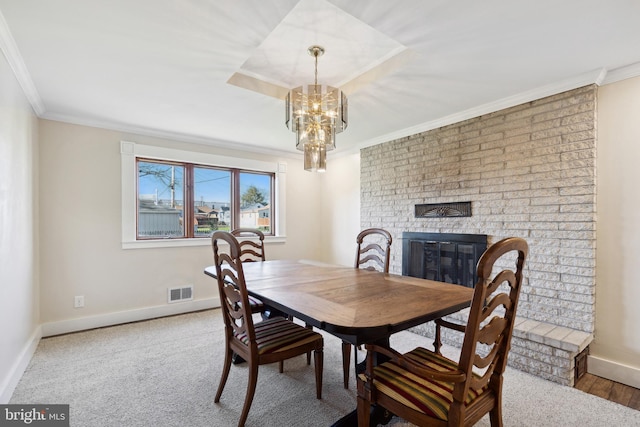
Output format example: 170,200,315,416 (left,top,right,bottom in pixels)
122,235,286,250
